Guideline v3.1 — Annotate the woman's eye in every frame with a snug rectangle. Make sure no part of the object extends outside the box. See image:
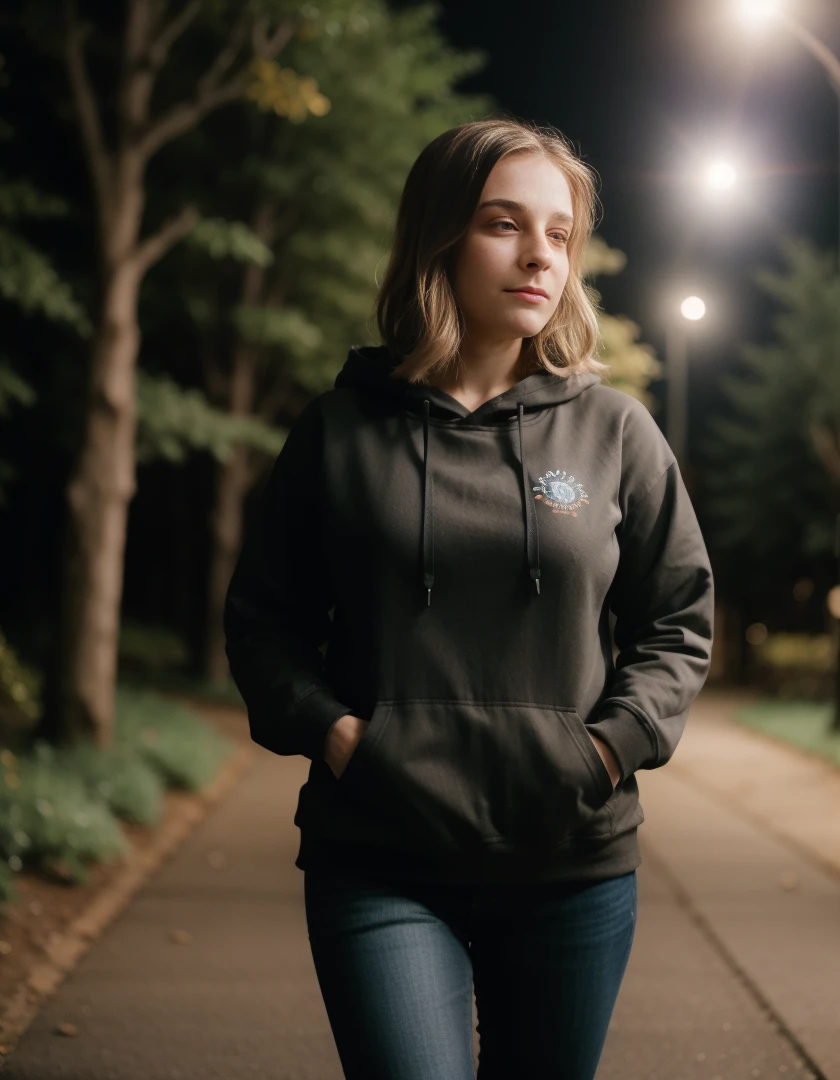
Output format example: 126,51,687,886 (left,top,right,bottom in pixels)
492,220,568,244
